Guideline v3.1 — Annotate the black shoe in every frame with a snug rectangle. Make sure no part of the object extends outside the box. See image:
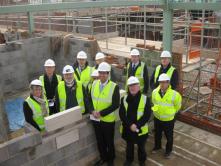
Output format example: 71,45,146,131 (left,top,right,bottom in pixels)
164,152,172,159
123,160,132,166
139,161,146,166
93,159,106,166
151,147,161,154
107,160,114,166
